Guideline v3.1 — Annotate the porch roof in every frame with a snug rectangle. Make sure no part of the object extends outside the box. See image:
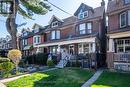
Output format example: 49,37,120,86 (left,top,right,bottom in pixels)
35,37,96,47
